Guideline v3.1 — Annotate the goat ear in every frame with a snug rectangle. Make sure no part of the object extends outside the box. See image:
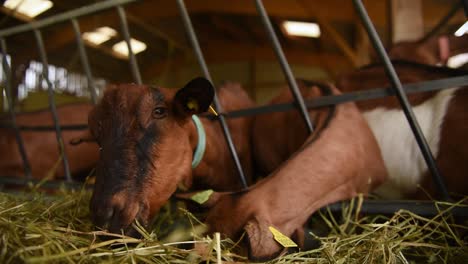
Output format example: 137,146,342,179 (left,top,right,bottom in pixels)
173,77,215,118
